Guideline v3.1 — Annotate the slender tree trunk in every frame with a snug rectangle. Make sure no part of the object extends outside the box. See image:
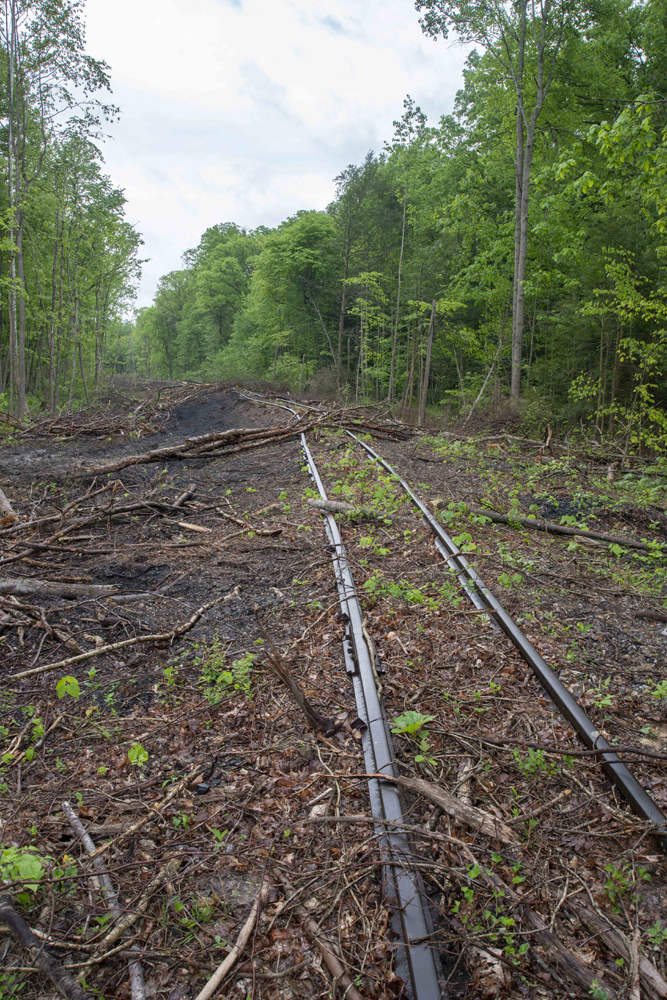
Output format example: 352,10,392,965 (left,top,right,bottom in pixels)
78,334,89,404
418,300,435,427
337,238,350,388
5,0,19,417
388,172,409,404
48,213,60,414
272,330,279,384
510,0,527,402
16,207,26,415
